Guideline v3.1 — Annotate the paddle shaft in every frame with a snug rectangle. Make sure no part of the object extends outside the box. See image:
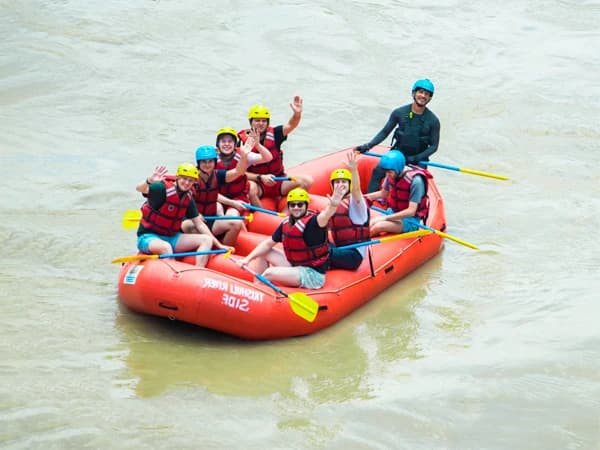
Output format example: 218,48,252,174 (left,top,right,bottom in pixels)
241,202,284,217
203,216,247,220
157,249,228,259
336,230,431,250
363,151,508,181
420,161,509,181
124,213,248,222
234,261,286,296
255,273,287,297
111,248,229,264
371,206,478,250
